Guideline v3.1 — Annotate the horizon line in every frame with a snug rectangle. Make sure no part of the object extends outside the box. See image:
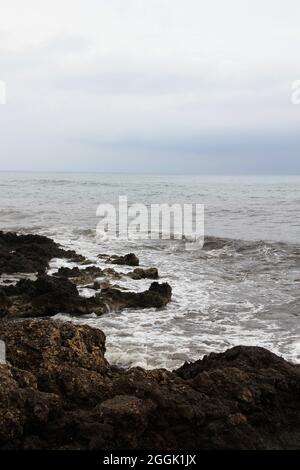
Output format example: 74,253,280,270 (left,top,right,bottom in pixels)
0,170,299,177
